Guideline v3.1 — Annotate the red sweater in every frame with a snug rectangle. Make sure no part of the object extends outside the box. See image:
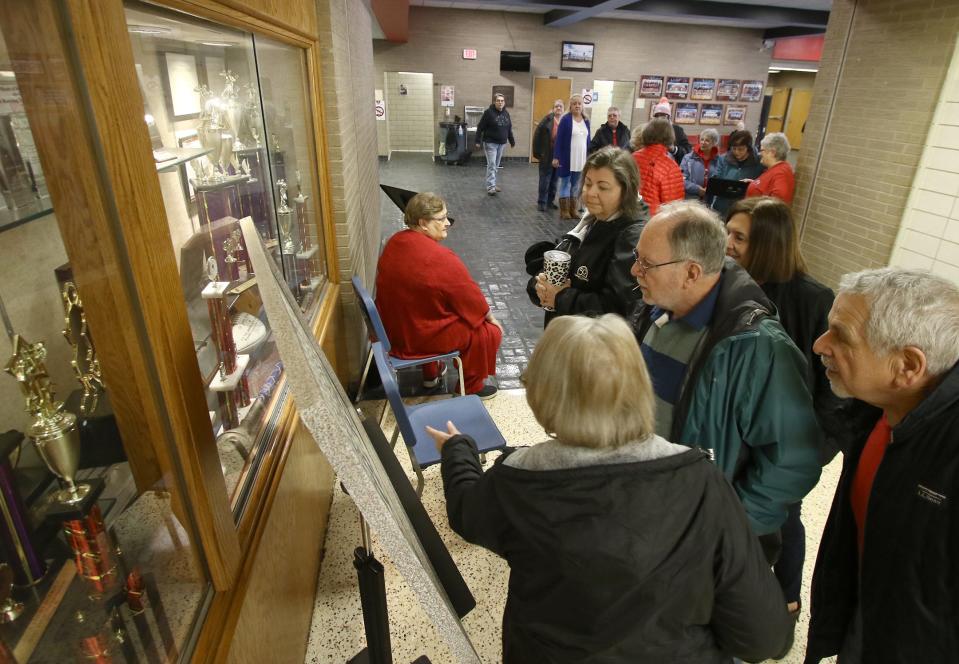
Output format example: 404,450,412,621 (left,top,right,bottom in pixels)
746,160,795,204
632,144,686,216
375,230,490,358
